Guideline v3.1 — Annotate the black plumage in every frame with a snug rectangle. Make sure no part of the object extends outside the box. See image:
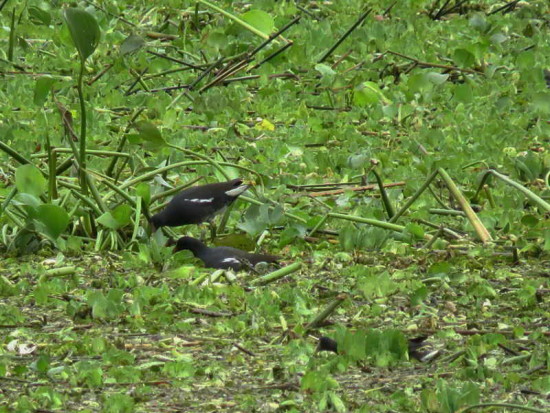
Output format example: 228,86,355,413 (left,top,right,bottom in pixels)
316,336,339,353
171,236,279,271
150,178,248,231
